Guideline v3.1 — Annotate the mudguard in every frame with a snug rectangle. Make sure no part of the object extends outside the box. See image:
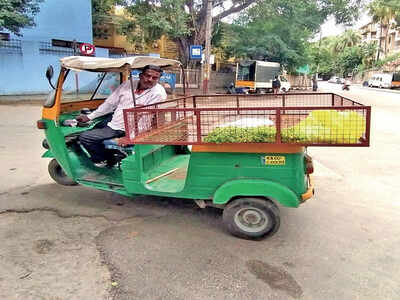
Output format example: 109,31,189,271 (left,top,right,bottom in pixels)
213,179,300,208
41,150,54,158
